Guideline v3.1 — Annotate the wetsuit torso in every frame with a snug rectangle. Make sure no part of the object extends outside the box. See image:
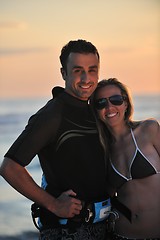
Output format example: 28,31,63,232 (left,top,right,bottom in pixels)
5,87,107,227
